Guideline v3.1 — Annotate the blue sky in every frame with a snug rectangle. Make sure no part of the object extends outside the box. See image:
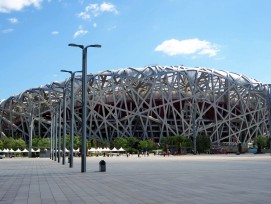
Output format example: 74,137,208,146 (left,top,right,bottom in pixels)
1,0,271,100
